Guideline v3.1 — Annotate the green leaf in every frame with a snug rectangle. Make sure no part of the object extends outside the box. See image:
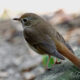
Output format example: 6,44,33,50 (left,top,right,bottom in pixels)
42,55,55,68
